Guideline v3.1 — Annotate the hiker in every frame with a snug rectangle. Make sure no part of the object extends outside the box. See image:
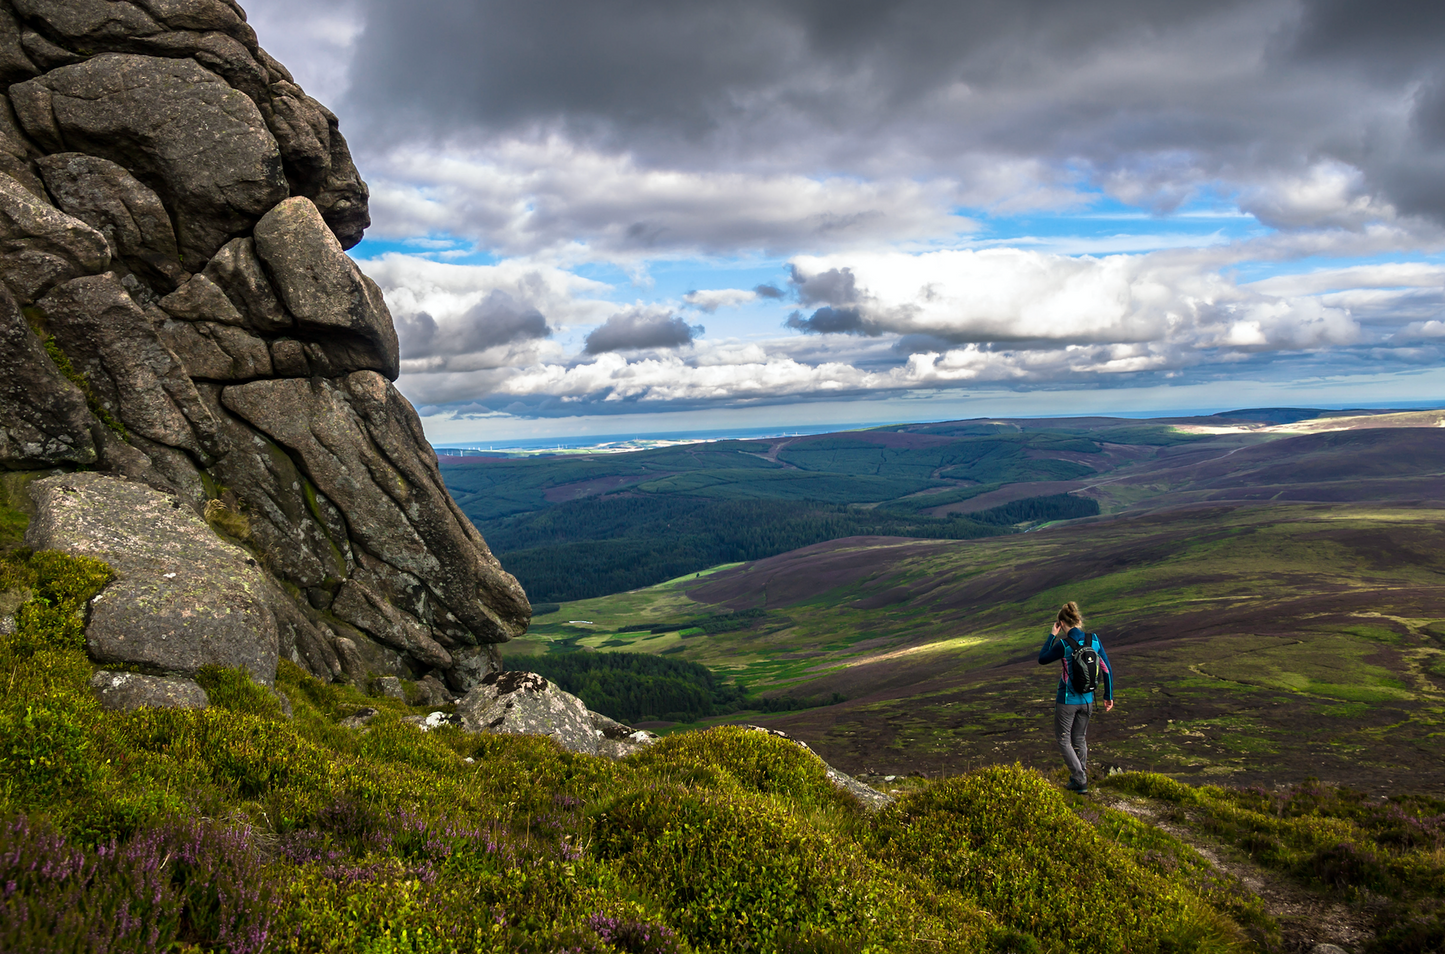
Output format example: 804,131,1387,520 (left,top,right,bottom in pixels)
1038,601,1113,793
